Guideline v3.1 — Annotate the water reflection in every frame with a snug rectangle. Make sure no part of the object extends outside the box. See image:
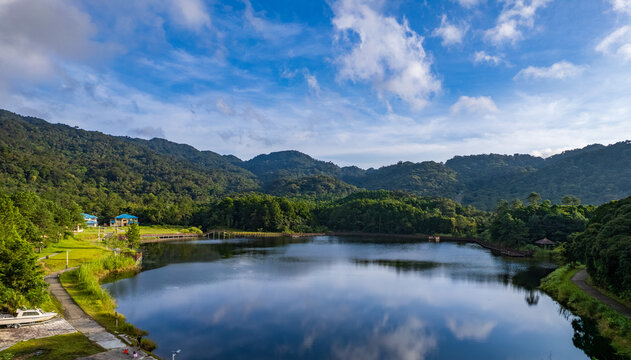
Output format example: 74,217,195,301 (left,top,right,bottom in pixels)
104,237,617,360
